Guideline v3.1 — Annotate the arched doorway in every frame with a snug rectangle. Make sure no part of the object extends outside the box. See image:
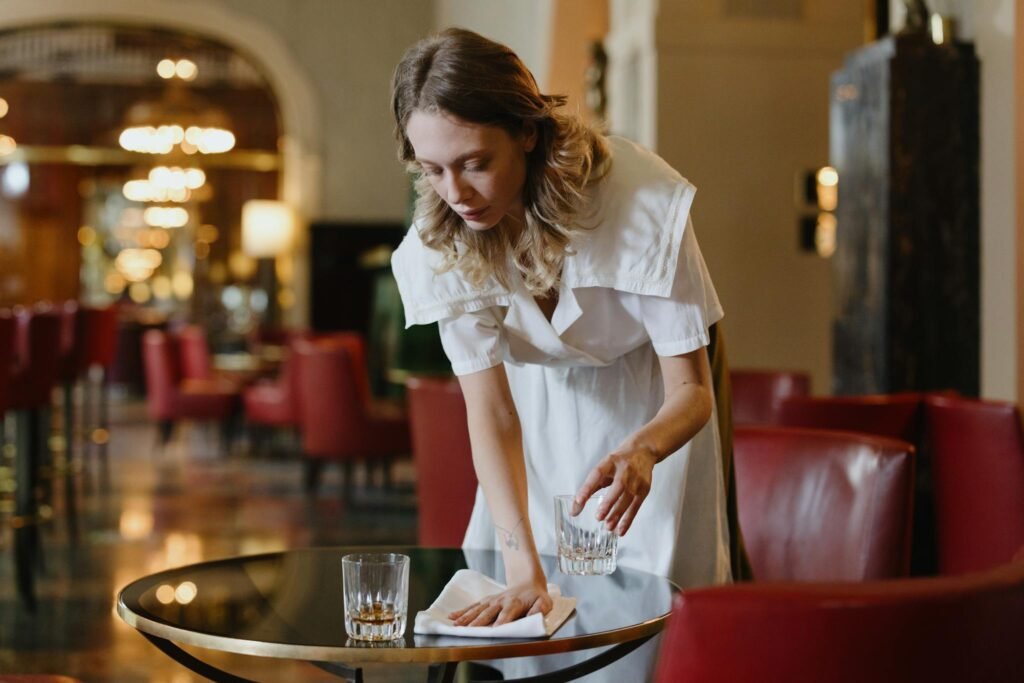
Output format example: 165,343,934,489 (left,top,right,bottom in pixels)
0,0,322,325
